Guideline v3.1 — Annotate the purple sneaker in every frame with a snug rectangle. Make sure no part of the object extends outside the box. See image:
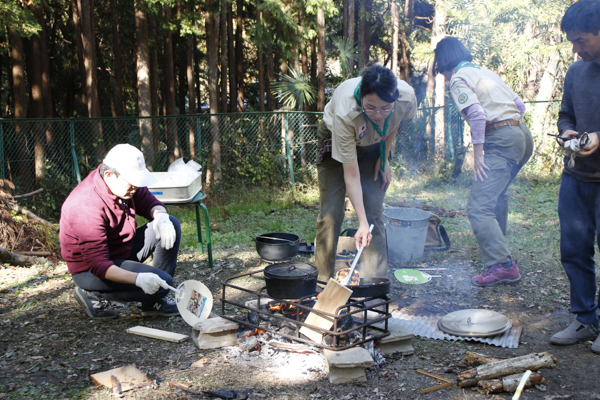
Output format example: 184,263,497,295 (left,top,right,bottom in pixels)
471,261,521,286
